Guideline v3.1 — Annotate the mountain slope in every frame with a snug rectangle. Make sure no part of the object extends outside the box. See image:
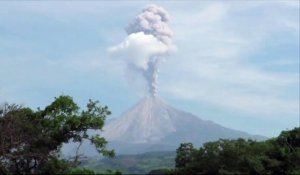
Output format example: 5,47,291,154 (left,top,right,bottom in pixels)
103,96,265,154
103,97,177,144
